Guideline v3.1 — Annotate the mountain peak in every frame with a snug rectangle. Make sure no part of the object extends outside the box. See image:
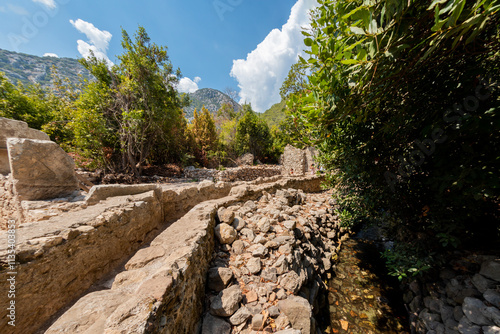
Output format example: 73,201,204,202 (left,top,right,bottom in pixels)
184,88,241,118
